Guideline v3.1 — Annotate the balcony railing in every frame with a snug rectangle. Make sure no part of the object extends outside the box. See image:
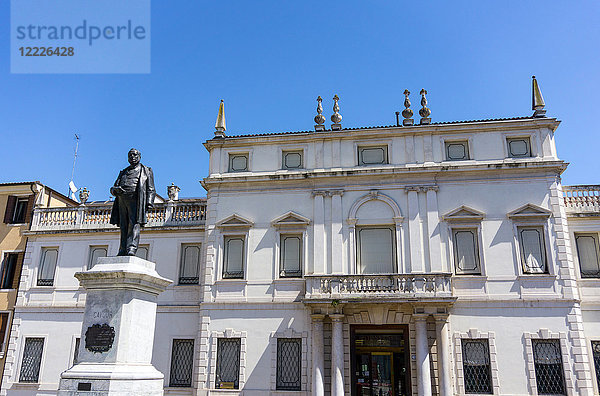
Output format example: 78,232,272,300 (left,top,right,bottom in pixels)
563,185,600,215
31,201,206,231
305,273,453,300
